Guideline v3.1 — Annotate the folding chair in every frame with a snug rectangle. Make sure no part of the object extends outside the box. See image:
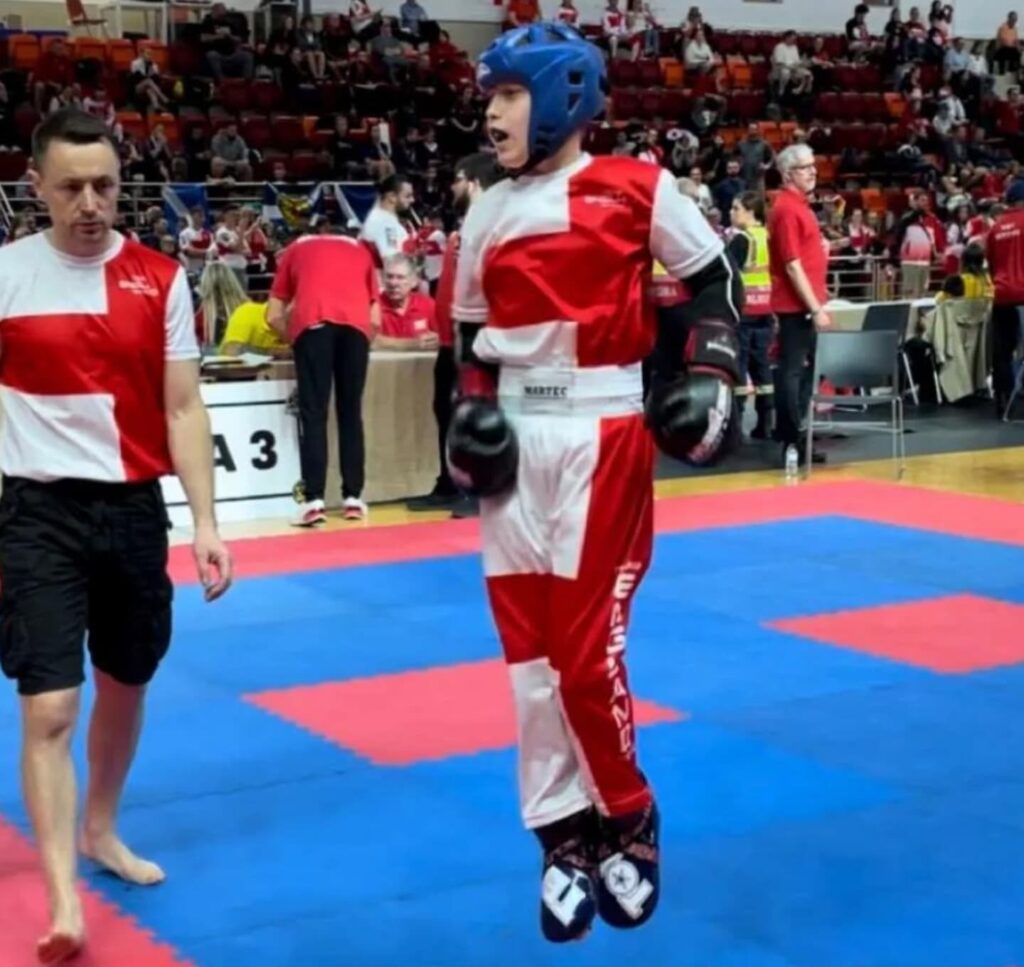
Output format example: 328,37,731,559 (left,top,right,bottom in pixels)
861,300,934,405
806,329,906,479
